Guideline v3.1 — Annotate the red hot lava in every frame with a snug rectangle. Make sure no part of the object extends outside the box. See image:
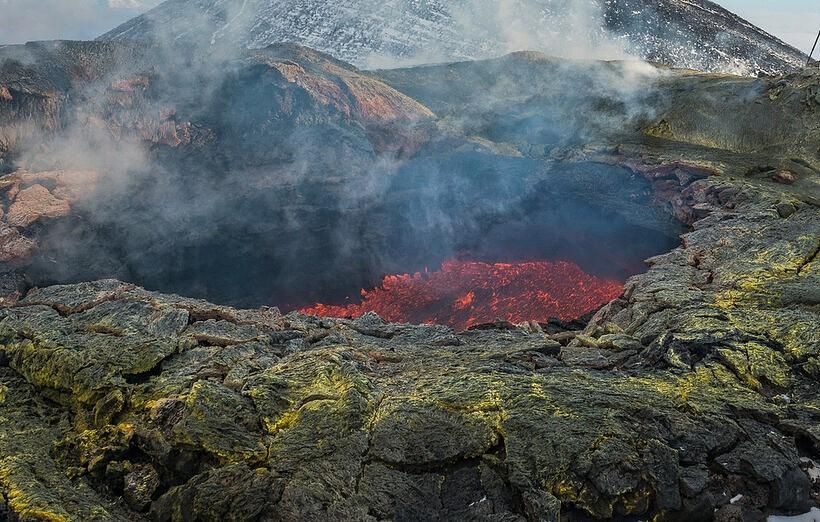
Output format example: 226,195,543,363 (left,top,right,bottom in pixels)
301,259,624,330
